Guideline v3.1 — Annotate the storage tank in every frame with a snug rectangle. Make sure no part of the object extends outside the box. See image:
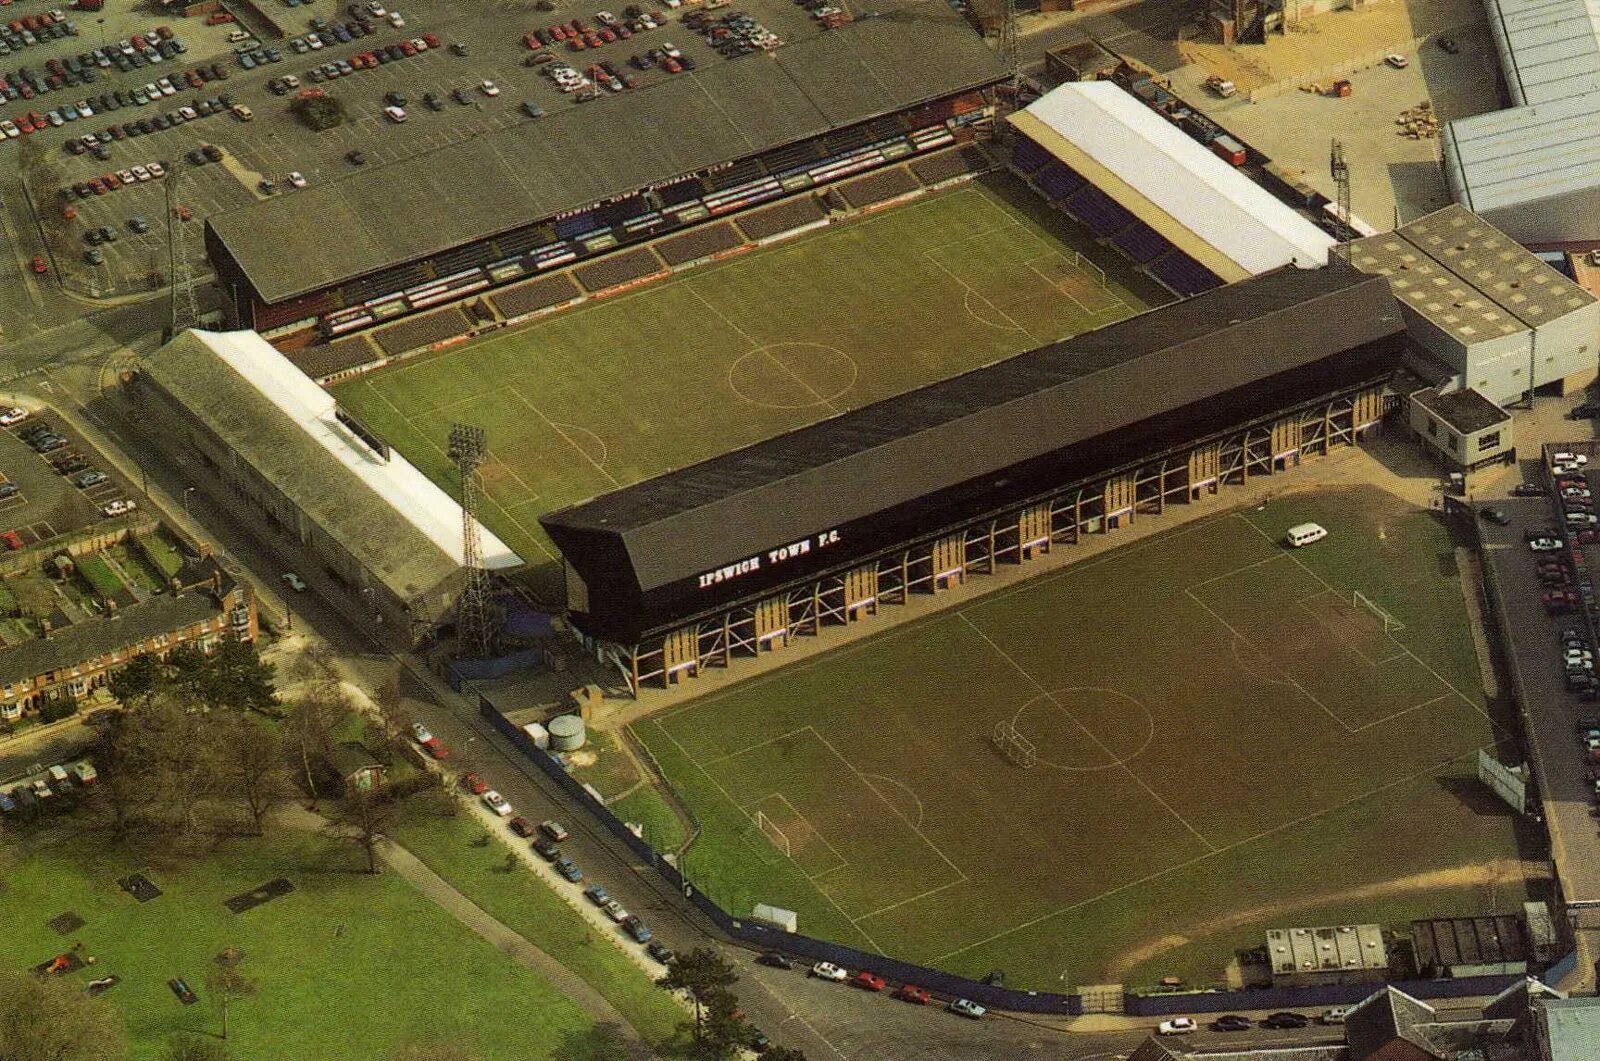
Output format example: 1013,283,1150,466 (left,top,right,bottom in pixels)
547,714,587,752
